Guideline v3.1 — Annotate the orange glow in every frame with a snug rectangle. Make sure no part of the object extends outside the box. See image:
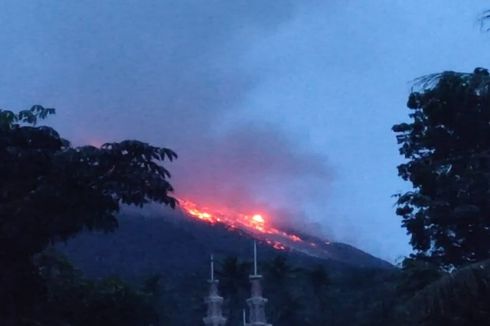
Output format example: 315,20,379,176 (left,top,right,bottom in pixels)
266,239,287,251
273,243,286,250
176,197,308,252
288,234,302,242
187,209,213,222
252,214,265,223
